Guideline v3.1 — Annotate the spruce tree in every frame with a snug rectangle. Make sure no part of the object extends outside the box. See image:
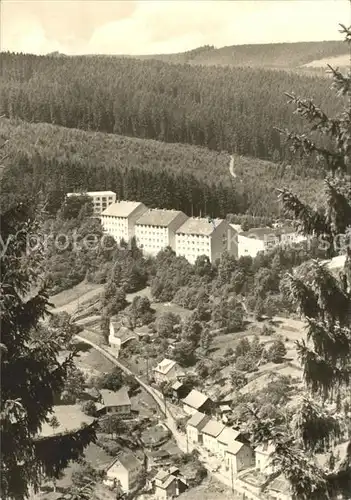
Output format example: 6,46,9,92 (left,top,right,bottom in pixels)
251,23,351,499
0,202,97,499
